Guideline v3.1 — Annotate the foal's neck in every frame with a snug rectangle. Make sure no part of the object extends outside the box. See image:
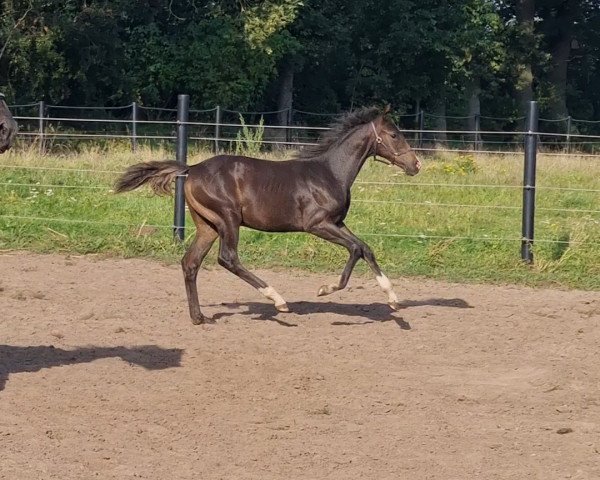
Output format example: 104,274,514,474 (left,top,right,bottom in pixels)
324,125,373,191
